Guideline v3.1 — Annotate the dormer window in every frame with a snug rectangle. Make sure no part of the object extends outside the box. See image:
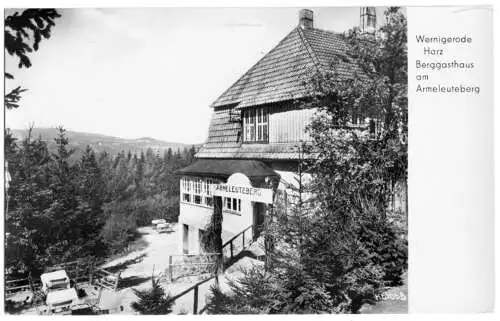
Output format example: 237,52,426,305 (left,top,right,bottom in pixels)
243,107,268,143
